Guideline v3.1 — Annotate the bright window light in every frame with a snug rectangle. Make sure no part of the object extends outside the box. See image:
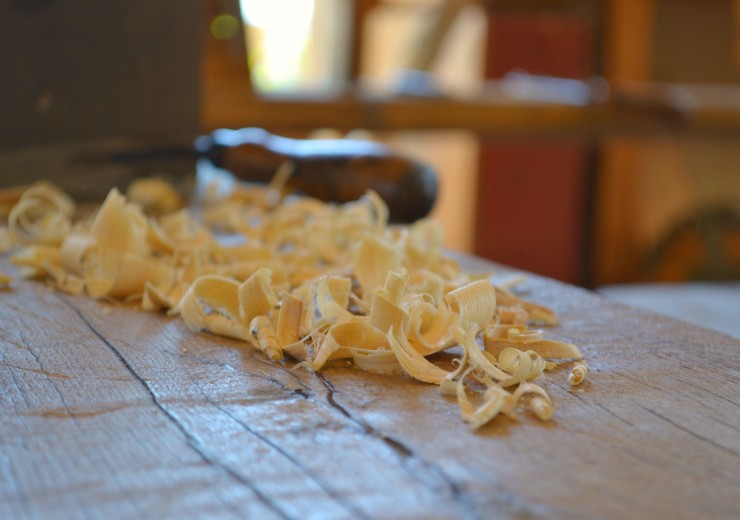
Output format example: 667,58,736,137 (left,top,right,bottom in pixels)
240,0,316,92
